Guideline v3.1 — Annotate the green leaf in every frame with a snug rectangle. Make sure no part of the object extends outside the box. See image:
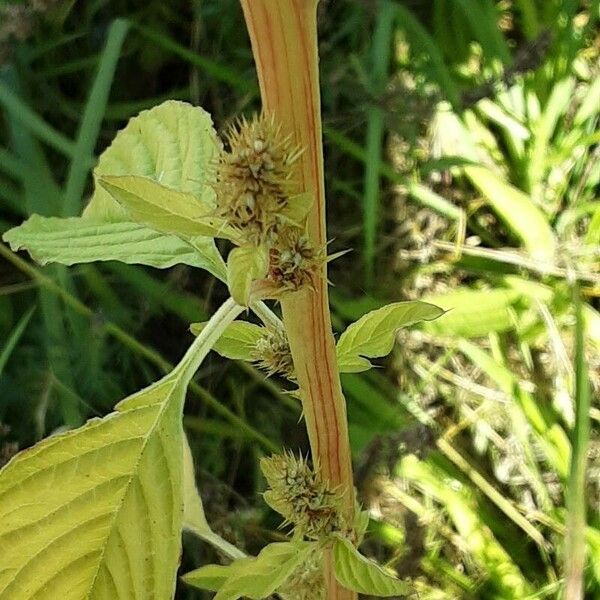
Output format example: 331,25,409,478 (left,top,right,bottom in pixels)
464,165,557,261
190,321,264,361
0,297,244,599
183,434,245,560
332,536,412,596
226,245,269,306
336,301,444,372
183,541,313,599
2,214,225,275
422,288,521,338
0,372,187,600
99,175,237,241
84,100,221,222
184,562,253,593
73,100,228,277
